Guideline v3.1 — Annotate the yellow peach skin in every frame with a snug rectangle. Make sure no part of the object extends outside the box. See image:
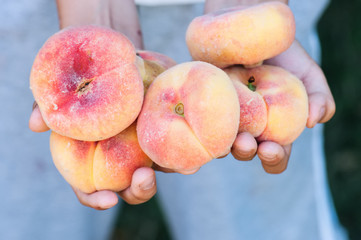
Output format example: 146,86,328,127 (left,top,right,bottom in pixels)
30,25,144,141
225,65,308,145
137,61,240,172
186,2,295,68
50,123,153,193
48,49,175,193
